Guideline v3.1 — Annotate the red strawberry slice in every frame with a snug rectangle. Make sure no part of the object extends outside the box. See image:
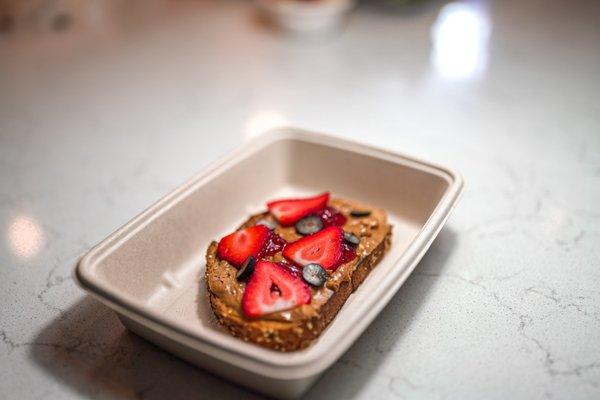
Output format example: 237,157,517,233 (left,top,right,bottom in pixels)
242,260,311,318
267,192,329,226
283,226,344,270
217,225,270,267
